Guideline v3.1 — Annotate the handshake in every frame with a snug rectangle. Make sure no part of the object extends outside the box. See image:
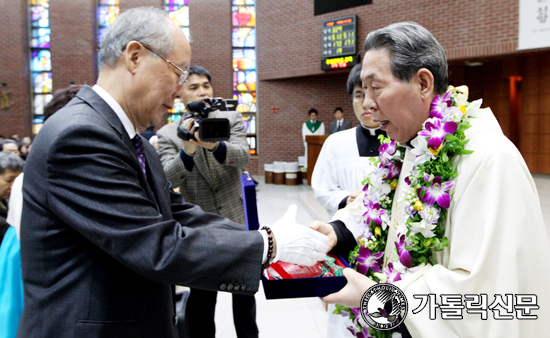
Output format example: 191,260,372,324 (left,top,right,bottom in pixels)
260,204,337,266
